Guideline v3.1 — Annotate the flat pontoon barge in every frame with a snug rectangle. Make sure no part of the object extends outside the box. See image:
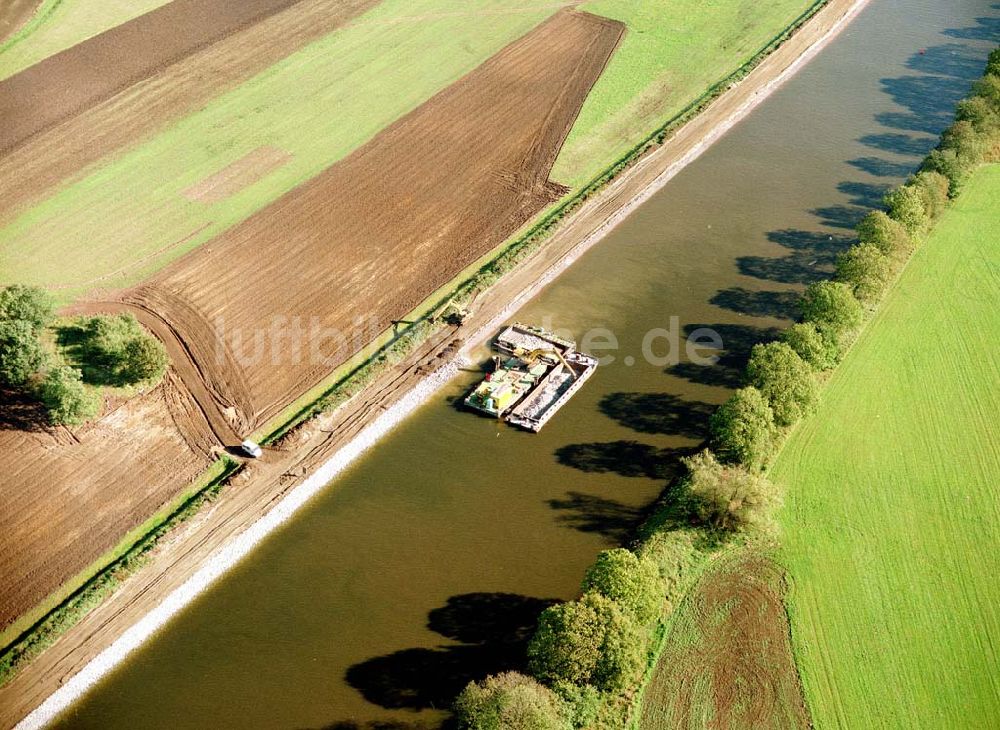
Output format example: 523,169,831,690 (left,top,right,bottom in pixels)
464,323,597,432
